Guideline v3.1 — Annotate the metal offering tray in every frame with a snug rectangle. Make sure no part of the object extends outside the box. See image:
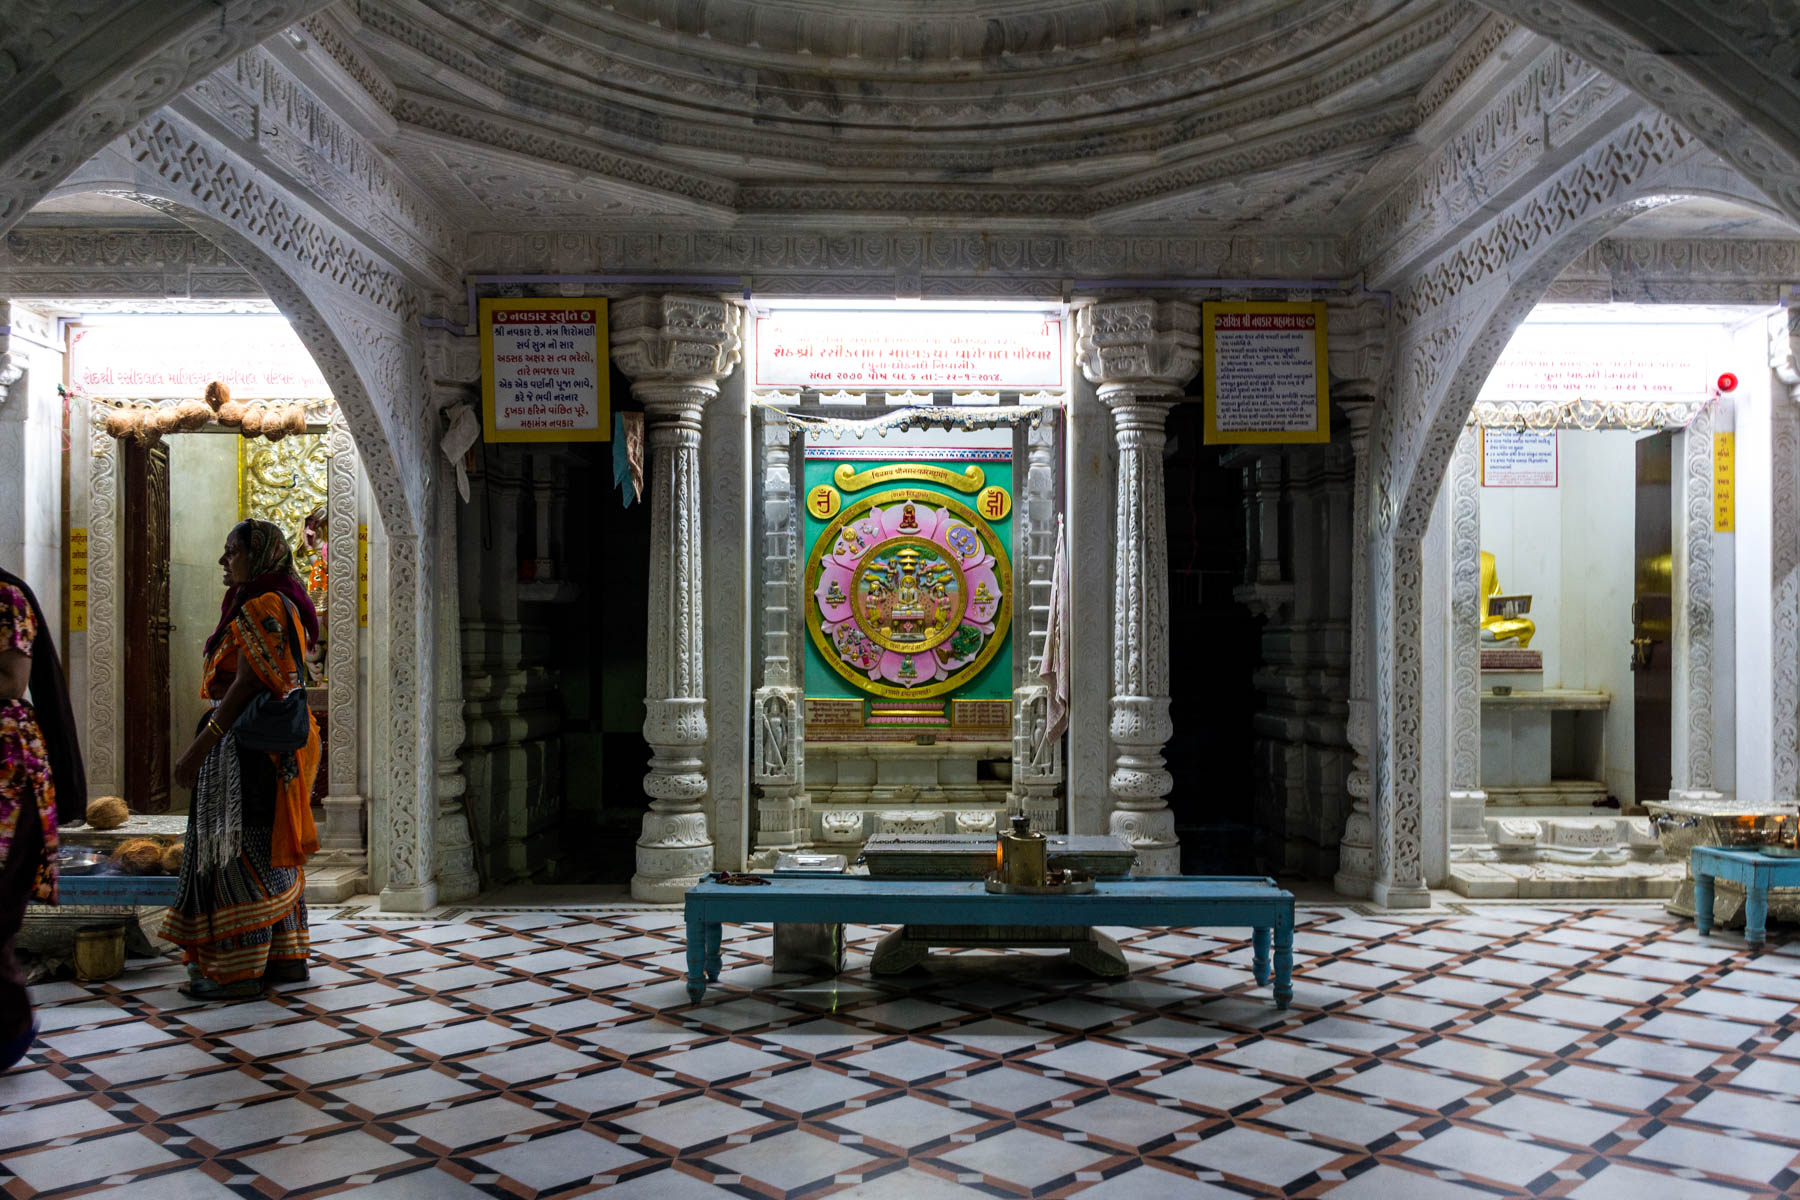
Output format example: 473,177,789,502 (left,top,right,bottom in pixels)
983,870,1096,896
